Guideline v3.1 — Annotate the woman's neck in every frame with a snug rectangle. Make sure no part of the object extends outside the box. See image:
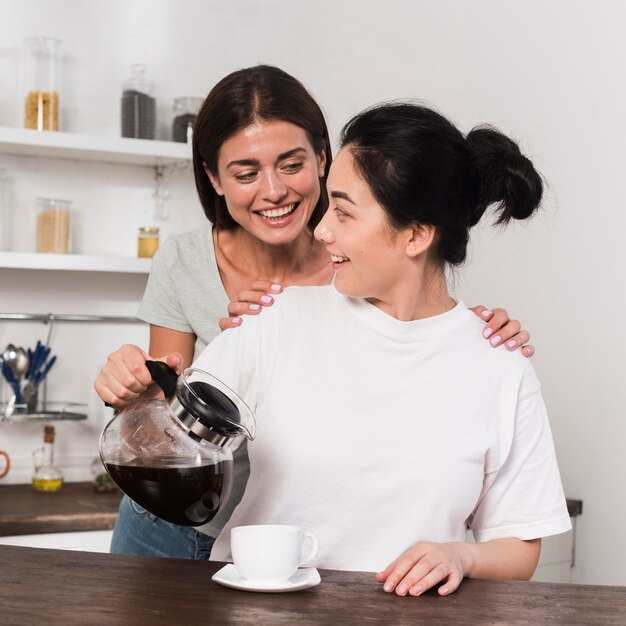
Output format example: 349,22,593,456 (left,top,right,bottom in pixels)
368,264,455,322
215,226,331,285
